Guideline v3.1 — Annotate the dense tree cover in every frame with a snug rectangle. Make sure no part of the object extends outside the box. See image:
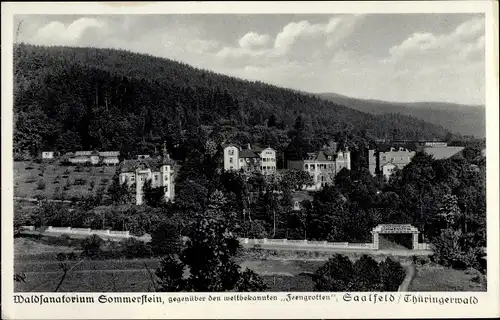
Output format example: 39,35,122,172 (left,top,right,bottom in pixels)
155,190,267,292
314,254,406,291
14,44,448,163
